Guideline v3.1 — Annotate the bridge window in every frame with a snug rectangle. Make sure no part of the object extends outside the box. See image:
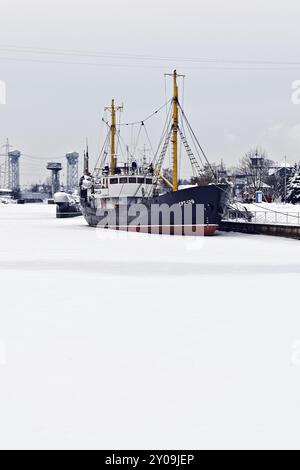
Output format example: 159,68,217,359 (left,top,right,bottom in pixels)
146,178,153,185
110,178,118,185
120,177,128,184
129,177,137,183
137,178,145,184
